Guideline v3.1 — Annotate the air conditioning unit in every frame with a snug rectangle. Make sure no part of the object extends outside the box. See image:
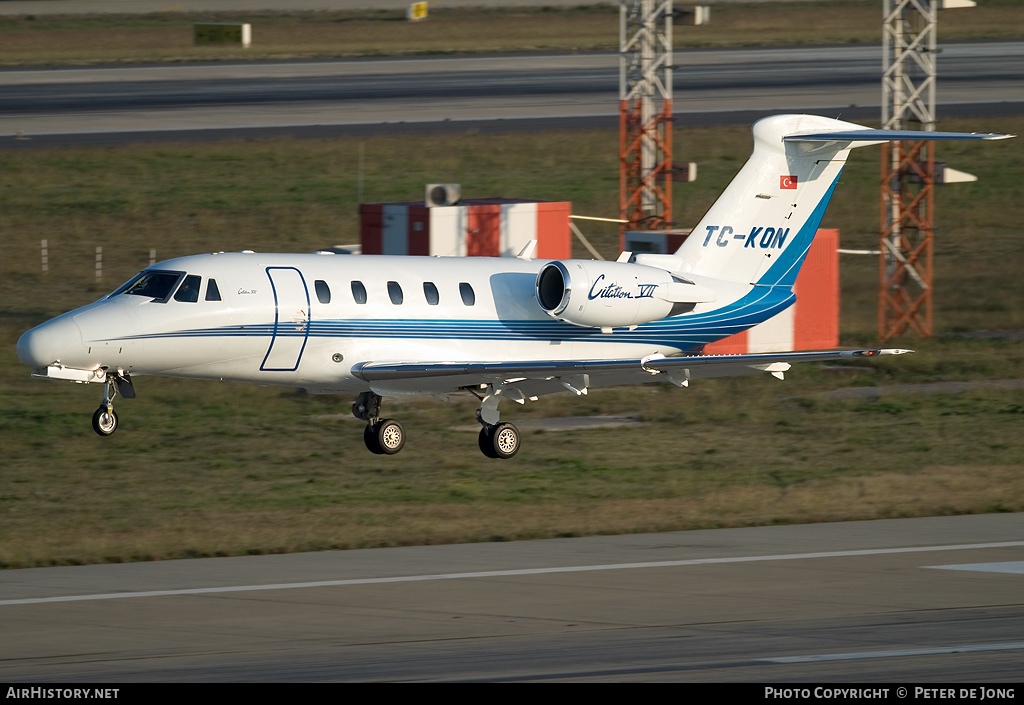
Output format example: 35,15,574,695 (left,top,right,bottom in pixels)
425,183,461,207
